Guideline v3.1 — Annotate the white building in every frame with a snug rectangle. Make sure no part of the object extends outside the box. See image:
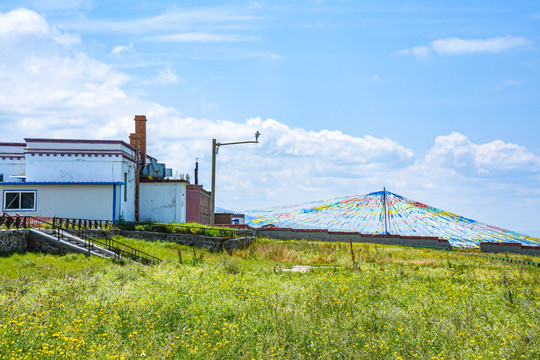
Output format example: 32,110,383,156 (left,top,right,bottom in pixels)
0,138,136,221
0,116,210,223
139,180,186,223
